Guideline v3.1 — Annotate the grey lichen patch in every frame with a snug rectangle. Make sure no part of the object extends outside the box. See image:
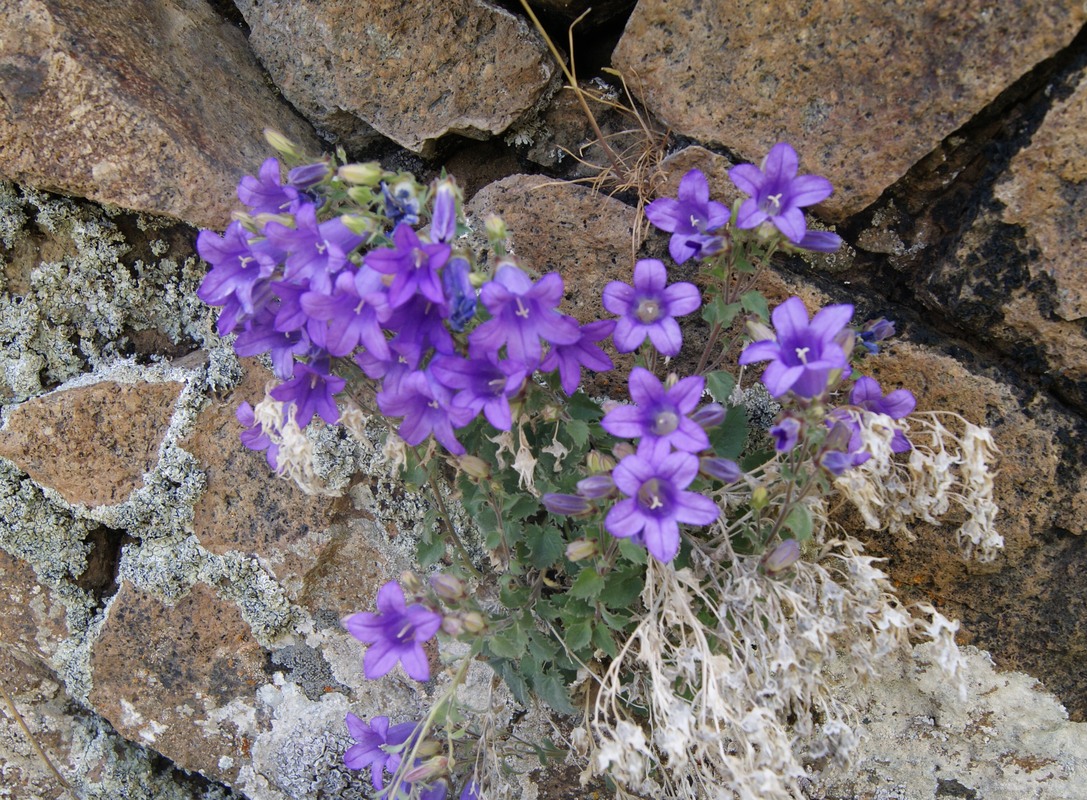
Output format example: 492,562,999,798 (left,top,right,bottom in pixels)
270,644,349,701
0,181,225,401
